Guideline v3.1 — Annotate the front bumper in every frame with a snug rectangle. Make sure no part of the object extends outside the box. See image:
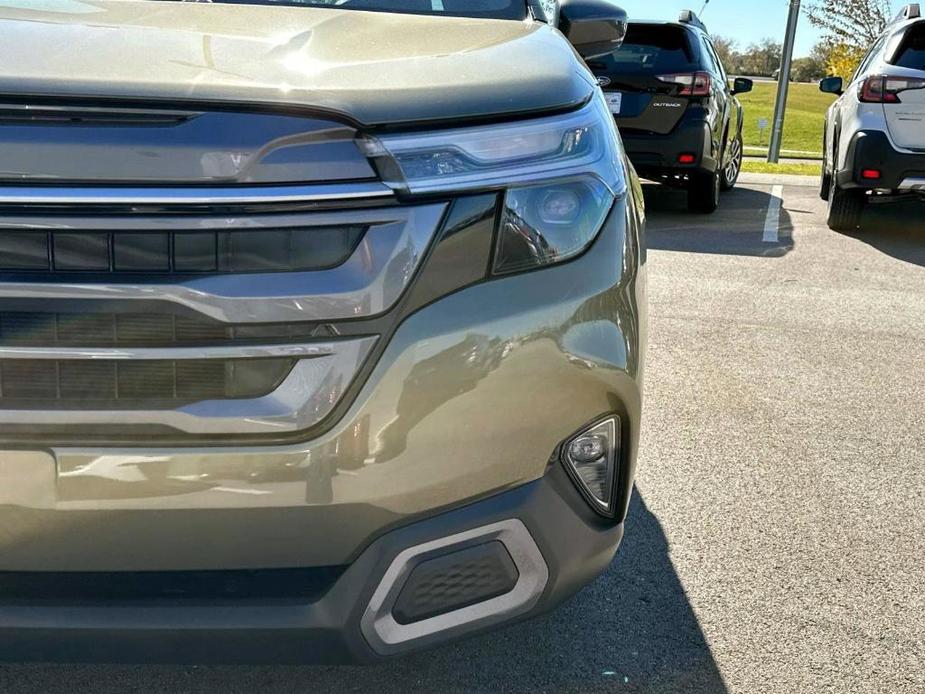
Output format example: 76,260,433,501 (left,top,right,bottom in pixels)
0,464,624,664
836,130,925,193
0,198,645,660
